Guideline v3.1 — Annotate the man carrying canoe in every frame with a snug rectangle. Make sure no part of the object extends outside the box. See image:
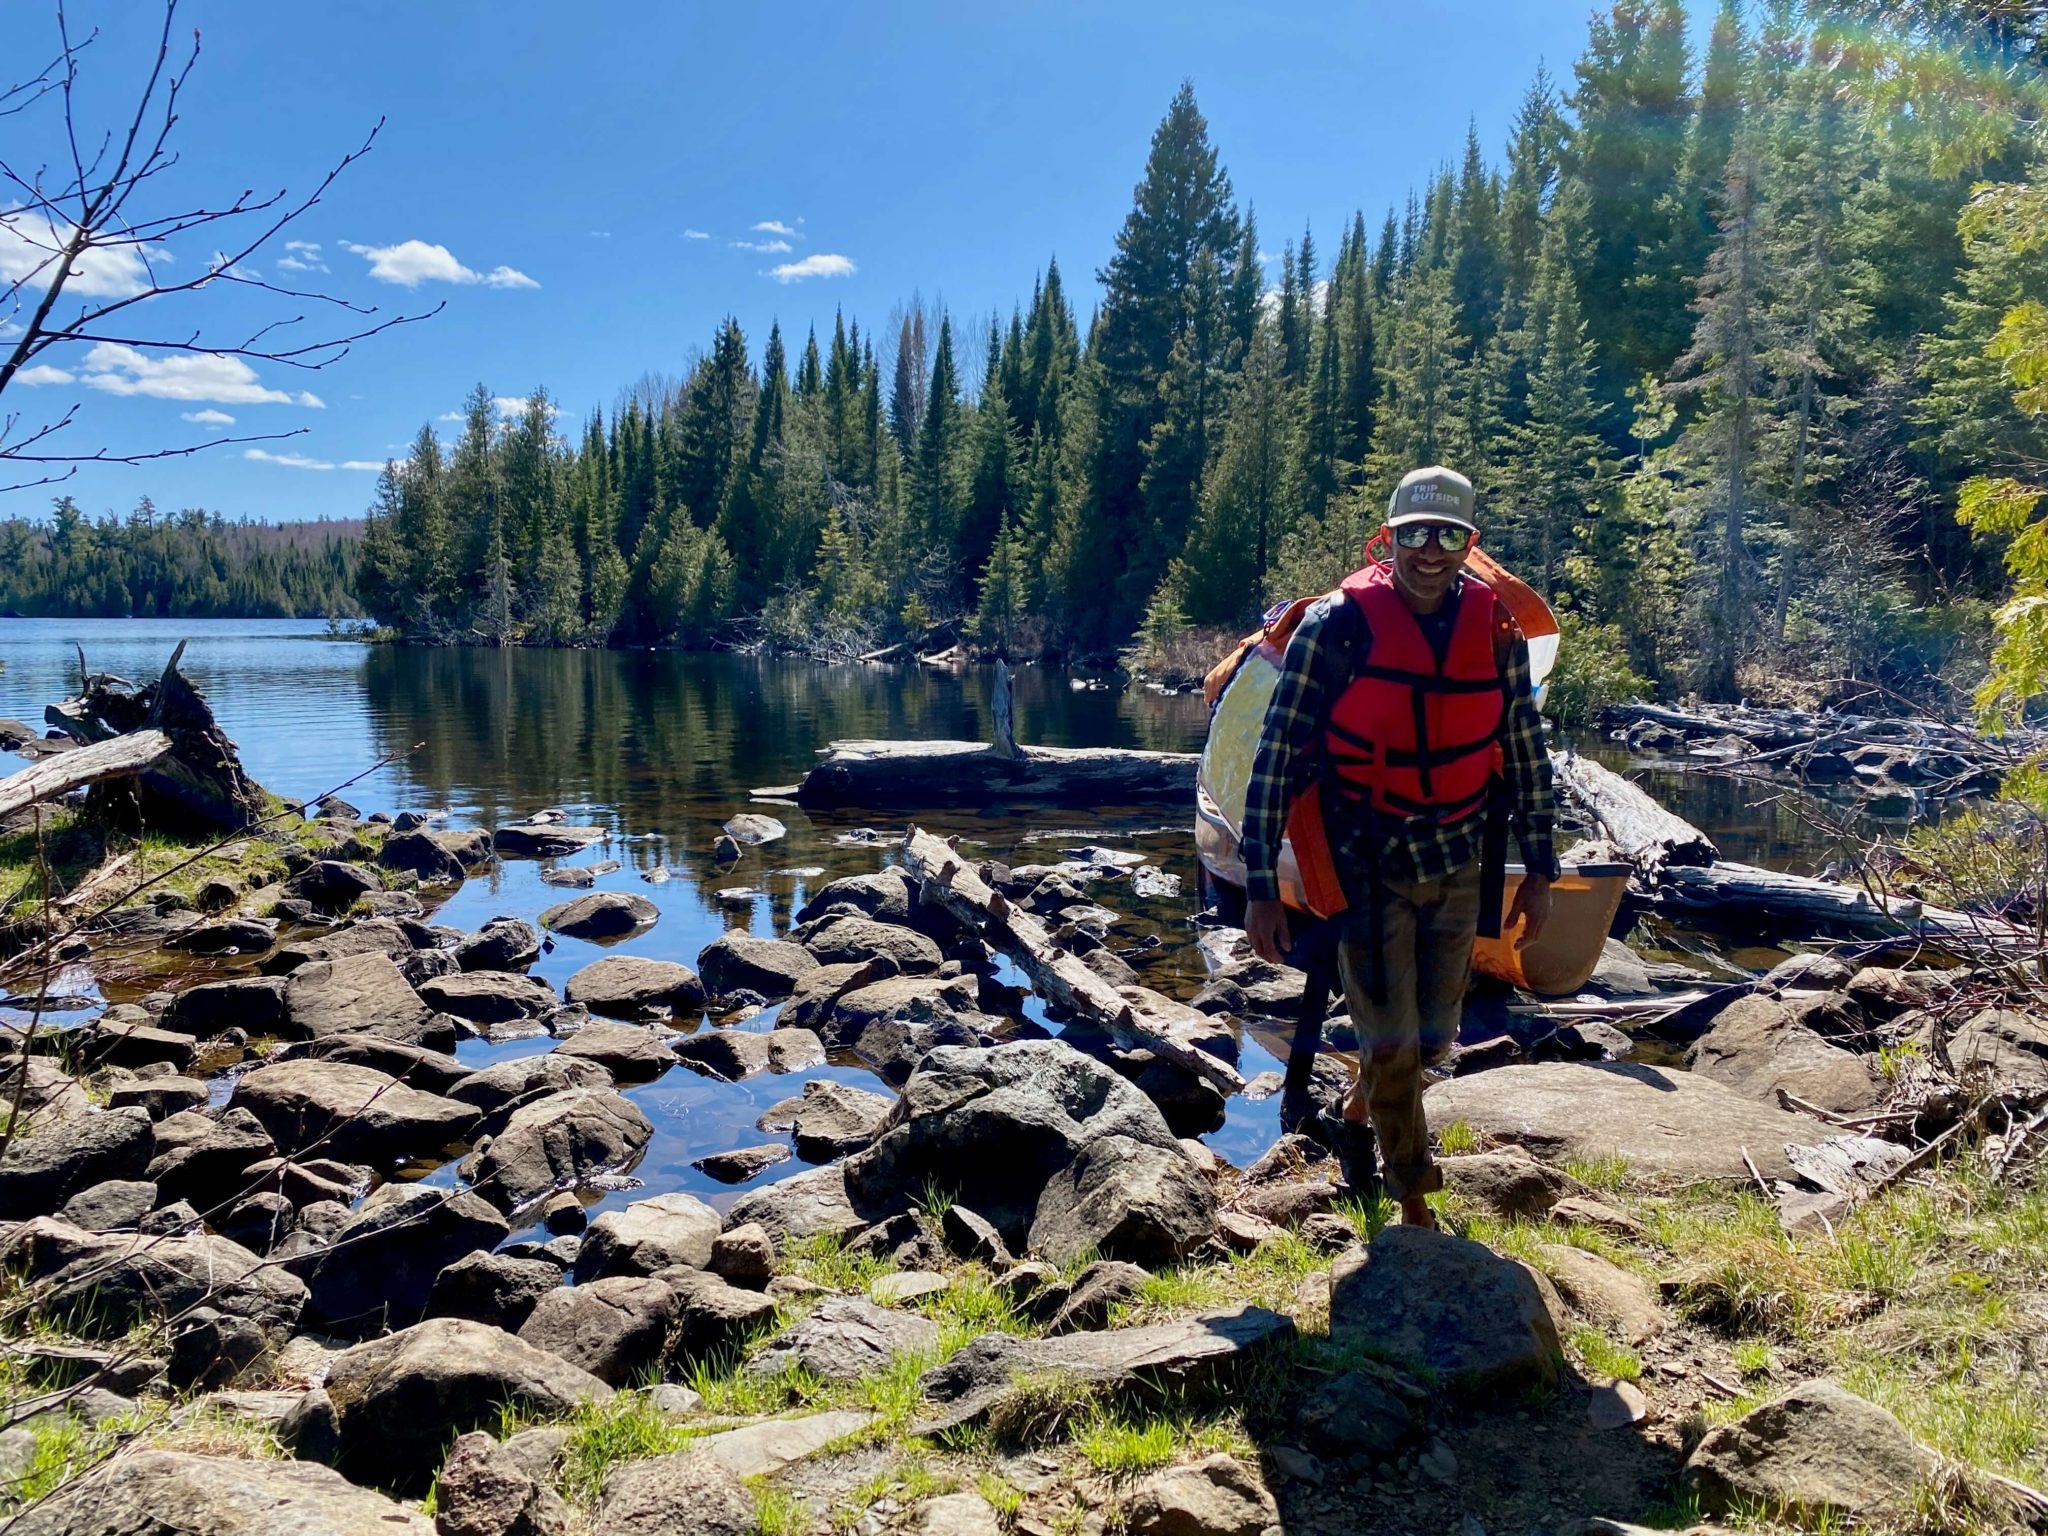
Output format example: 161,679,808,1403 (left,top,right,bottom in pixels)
1241,465,1560,1229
